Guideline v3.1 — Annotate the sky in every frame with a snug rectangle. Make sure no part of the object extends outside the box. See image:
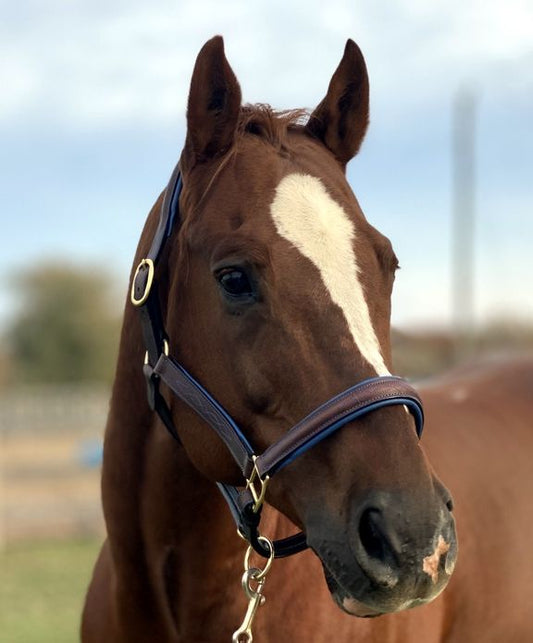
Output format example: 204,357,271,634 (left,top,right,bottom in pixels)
1,0,532,332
